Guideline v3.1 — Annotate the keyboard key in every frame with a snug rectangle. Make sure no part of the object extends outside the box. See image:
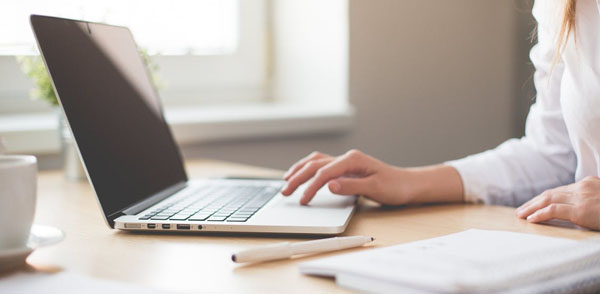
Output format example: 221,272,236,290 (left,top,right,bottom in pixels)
238,210,257,214
232,210,253,214
227,217,248,222
161,210,179,214
195,211,212,216
213,212,232,216
232,213,253,218
144,183,280,223
188,214,210,221
215,212,233,216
